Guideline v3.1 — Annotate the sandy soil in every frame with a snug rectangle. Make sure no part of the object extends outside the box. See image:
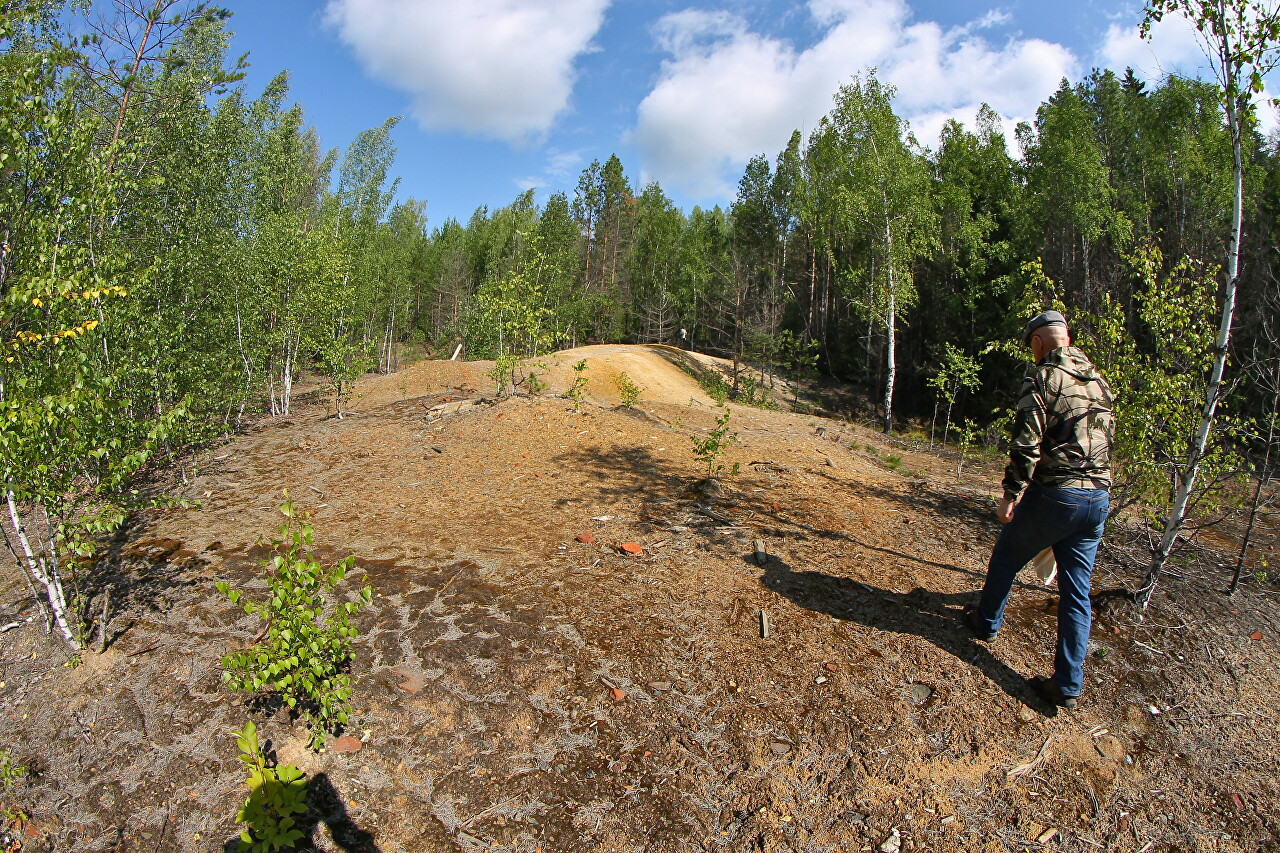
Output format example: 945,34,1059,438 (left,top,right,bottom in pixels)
0,344,1277,853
